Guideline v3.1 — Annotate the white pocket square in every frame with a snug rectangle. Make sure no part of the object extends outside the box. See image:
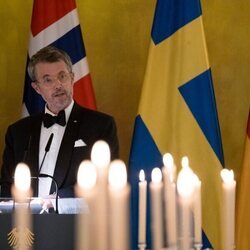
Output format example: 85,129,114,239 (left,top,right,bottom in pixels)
74,139,87,147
